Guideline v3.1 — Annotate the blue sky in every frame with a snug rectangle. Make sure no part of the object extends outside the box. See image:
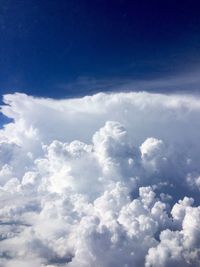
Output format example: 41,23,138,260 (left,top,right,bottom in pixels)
0,0,200,98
